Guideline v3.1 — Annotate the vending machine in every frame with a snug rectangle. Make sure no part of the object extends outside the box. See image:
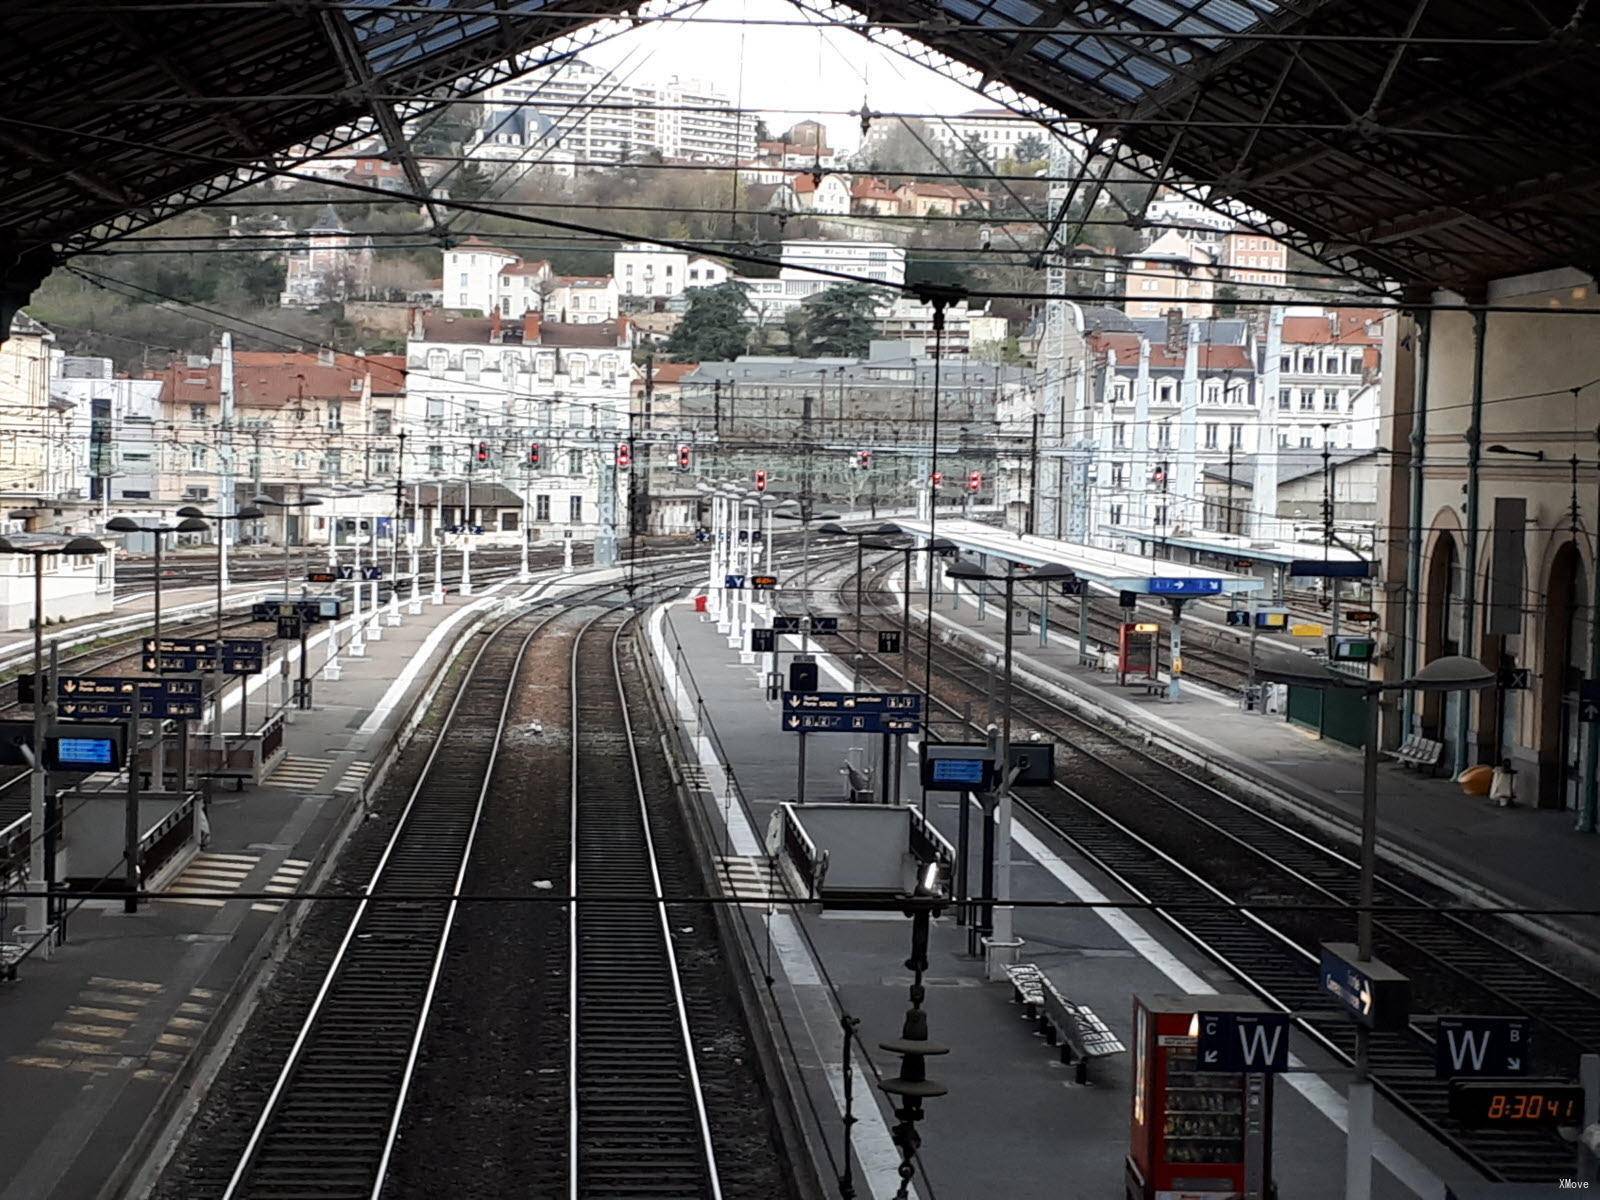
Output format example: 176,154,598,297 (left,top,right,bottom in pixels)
1118,622,1160,687
1127,995,1276,1200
